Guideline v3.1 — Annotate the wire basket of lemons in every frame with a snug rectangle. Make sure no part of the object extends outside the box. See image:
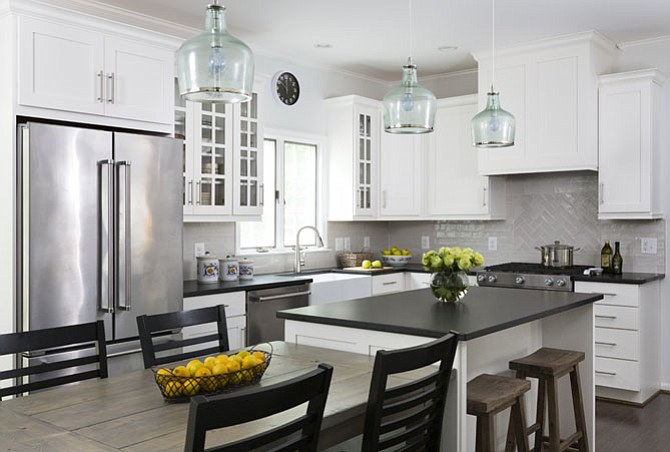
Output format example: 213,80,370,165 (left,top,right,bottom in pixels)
152,344,272,402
